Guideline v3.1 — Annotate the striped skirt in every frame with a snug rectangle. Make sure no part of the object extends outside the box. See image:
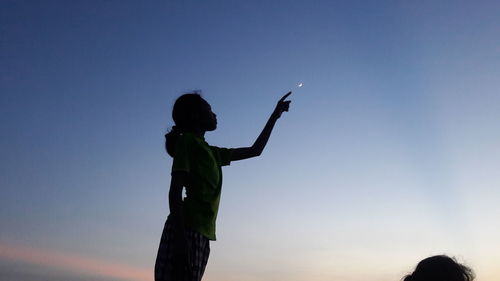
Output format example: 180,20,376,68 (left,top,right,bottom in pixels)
154,219,210,281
